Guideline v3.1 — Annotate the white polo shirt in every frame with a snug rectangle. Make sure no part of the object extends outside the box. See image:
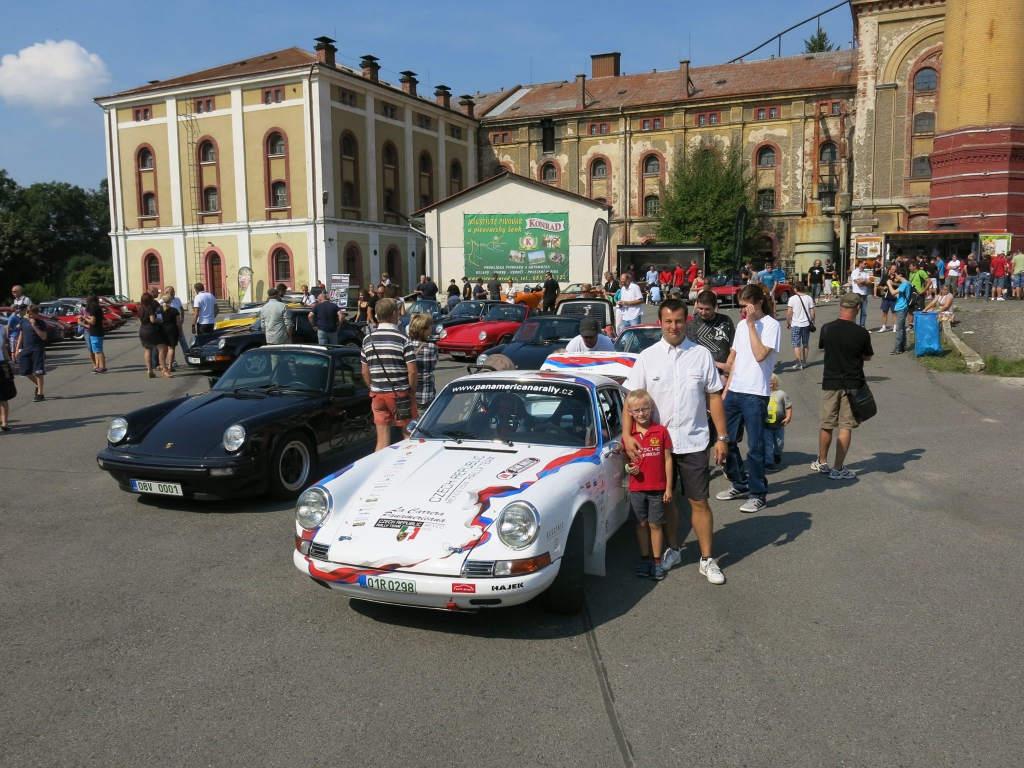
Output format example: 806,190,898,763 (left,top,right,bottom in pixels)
850,268,872,296
624,338,723,454
619,282,643,322
566,334,615,353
